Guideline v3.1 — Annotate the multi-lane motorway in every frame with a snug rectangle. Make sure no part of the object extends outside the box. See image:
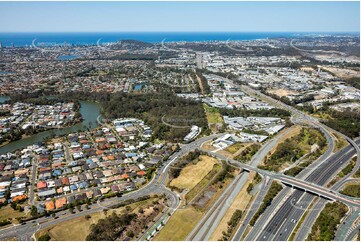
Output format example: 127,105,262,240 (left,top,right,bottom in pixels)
233,83,360,241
